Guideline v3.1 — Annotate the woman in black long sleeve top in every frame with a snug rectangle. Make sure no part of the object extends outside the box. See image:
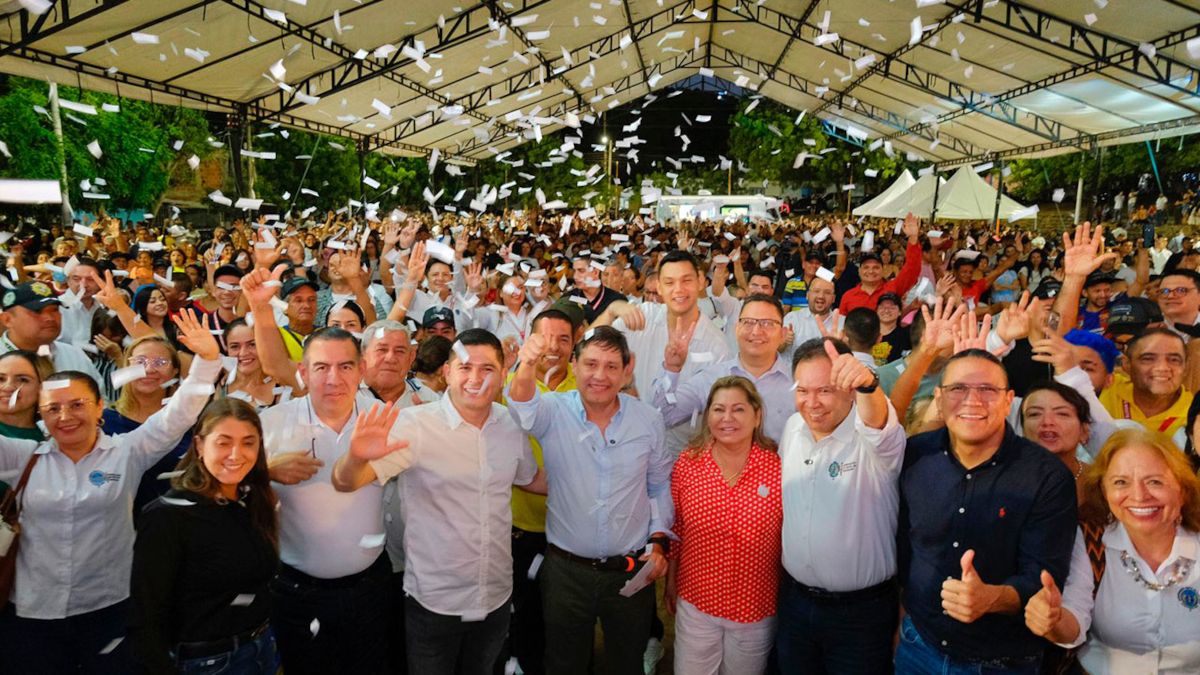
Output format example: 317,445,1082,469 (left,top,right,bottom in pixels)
129,399,280,675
